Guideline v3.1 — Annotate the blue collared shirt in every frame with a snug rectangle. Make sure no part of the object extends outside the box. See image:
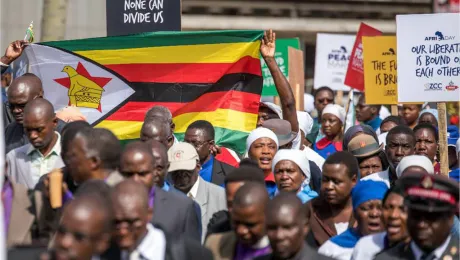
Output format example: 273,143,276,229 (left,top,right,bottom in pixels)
199,155,214,183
